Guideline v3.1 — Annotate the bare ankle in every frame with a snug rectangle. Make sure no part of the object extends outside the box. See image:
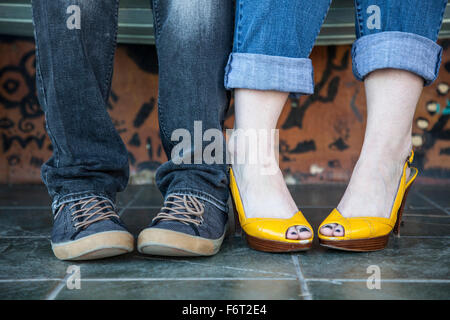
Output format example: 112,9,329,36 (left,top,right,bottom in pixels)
227,129,279,170
360,137,412,164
